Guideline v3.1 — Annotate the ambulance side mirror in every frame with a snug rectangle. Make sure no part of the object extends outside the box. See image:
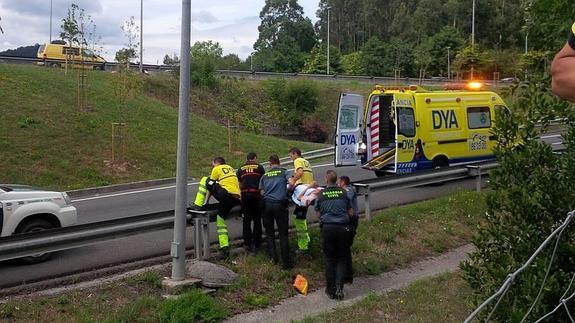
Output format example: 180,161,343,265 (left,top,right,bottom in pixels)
416,121,420,127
